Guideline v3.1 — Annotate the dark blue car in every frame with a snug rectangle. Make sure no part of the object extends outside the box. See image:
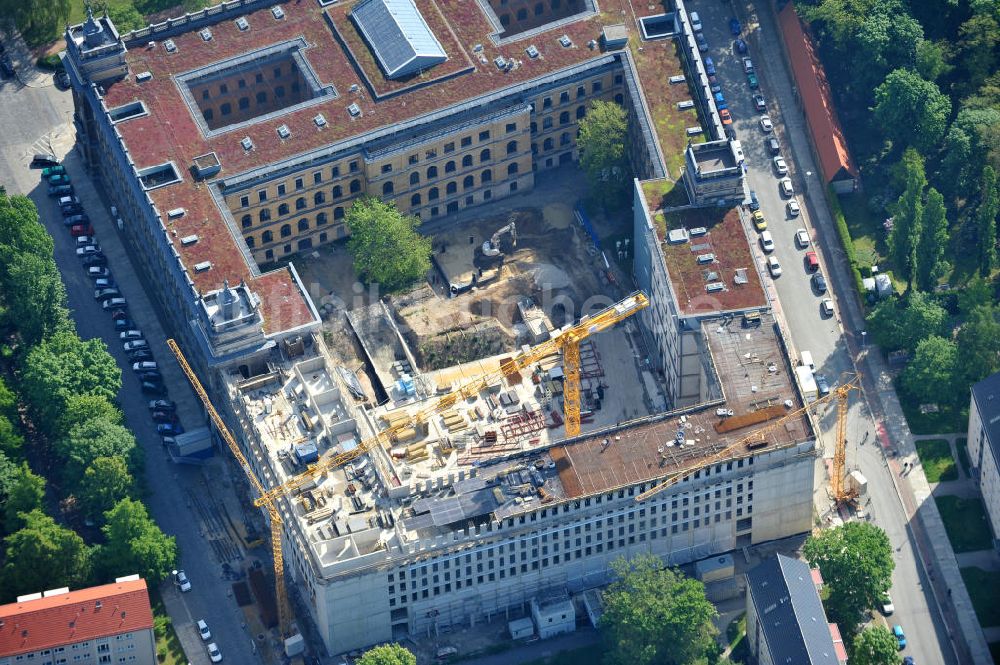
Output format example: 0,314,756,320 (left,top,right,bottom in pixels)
704,56,716,76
